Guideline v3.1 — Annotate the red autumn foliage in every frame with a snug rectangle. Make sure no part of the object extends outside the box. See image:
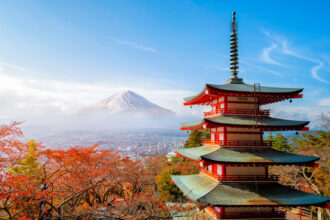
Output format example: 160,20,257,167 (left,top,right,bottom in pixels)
0,122,176,219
